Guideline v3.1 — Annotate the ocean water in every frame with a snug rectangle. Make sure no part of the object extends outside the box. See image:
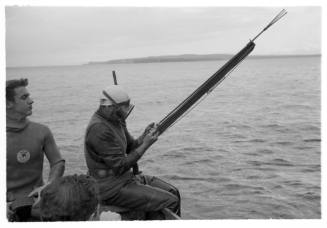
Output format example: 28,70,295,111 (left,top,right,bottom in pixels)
6,56,321,219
